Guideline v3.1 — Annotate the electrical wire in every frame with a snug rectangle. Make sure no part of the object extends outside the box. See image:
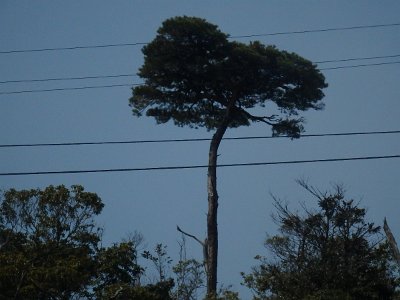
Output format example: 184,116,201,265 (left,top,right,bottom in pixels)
1,154,399,176
230,23,400,38
0,42,148,54
1,22,399,54
314,54,400,64
320,61,400,70
1,130,399,149
1,60,399,96
1,54,399,85
0,73,138,84
0,83,138,95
